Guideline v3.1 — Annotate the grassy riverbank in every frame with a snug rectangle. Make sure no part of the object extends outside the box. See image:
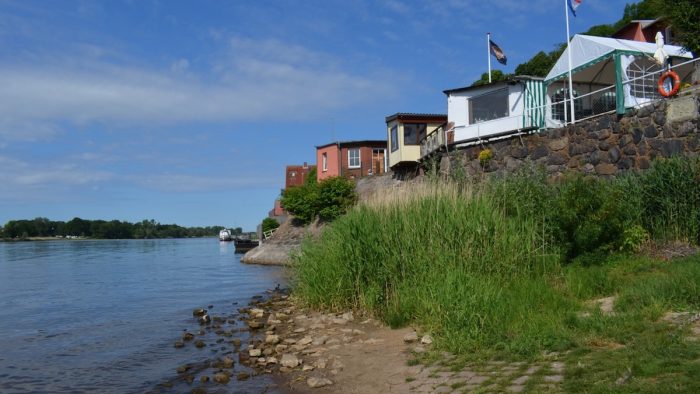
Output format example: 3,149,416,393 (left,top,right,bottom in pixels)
291,157,700,391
